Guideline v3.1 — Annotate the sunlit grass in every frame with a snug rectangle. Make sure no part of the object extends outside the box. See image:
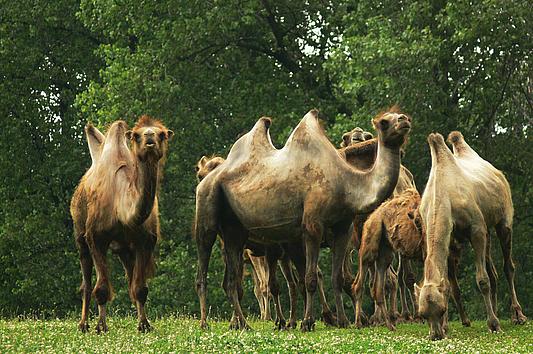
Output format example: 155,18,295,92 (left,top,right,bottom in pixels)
0,317,531,353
